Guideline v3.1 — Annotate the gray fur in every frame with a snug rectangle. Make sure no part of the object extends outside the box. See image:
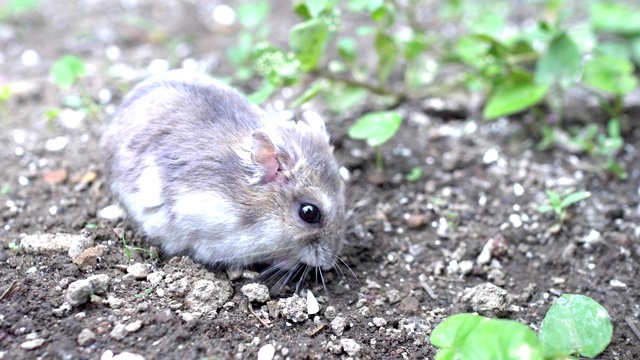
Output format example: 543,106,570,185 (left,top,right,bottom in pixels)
100,69,346,269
